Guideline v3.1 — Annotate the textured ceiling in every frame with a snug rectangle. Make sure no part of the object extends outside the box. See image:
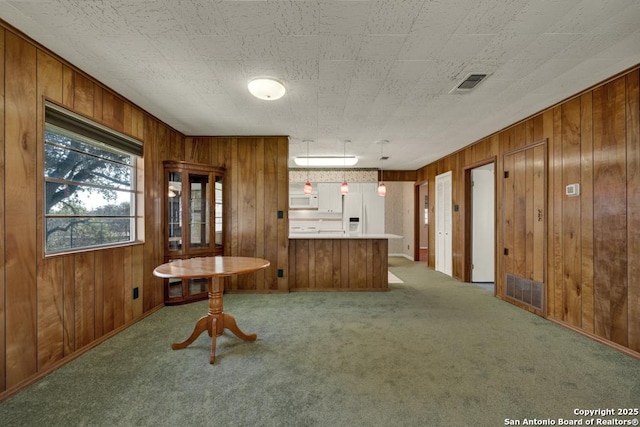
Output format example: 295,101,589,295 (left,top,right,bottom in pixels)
1,0,639,170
